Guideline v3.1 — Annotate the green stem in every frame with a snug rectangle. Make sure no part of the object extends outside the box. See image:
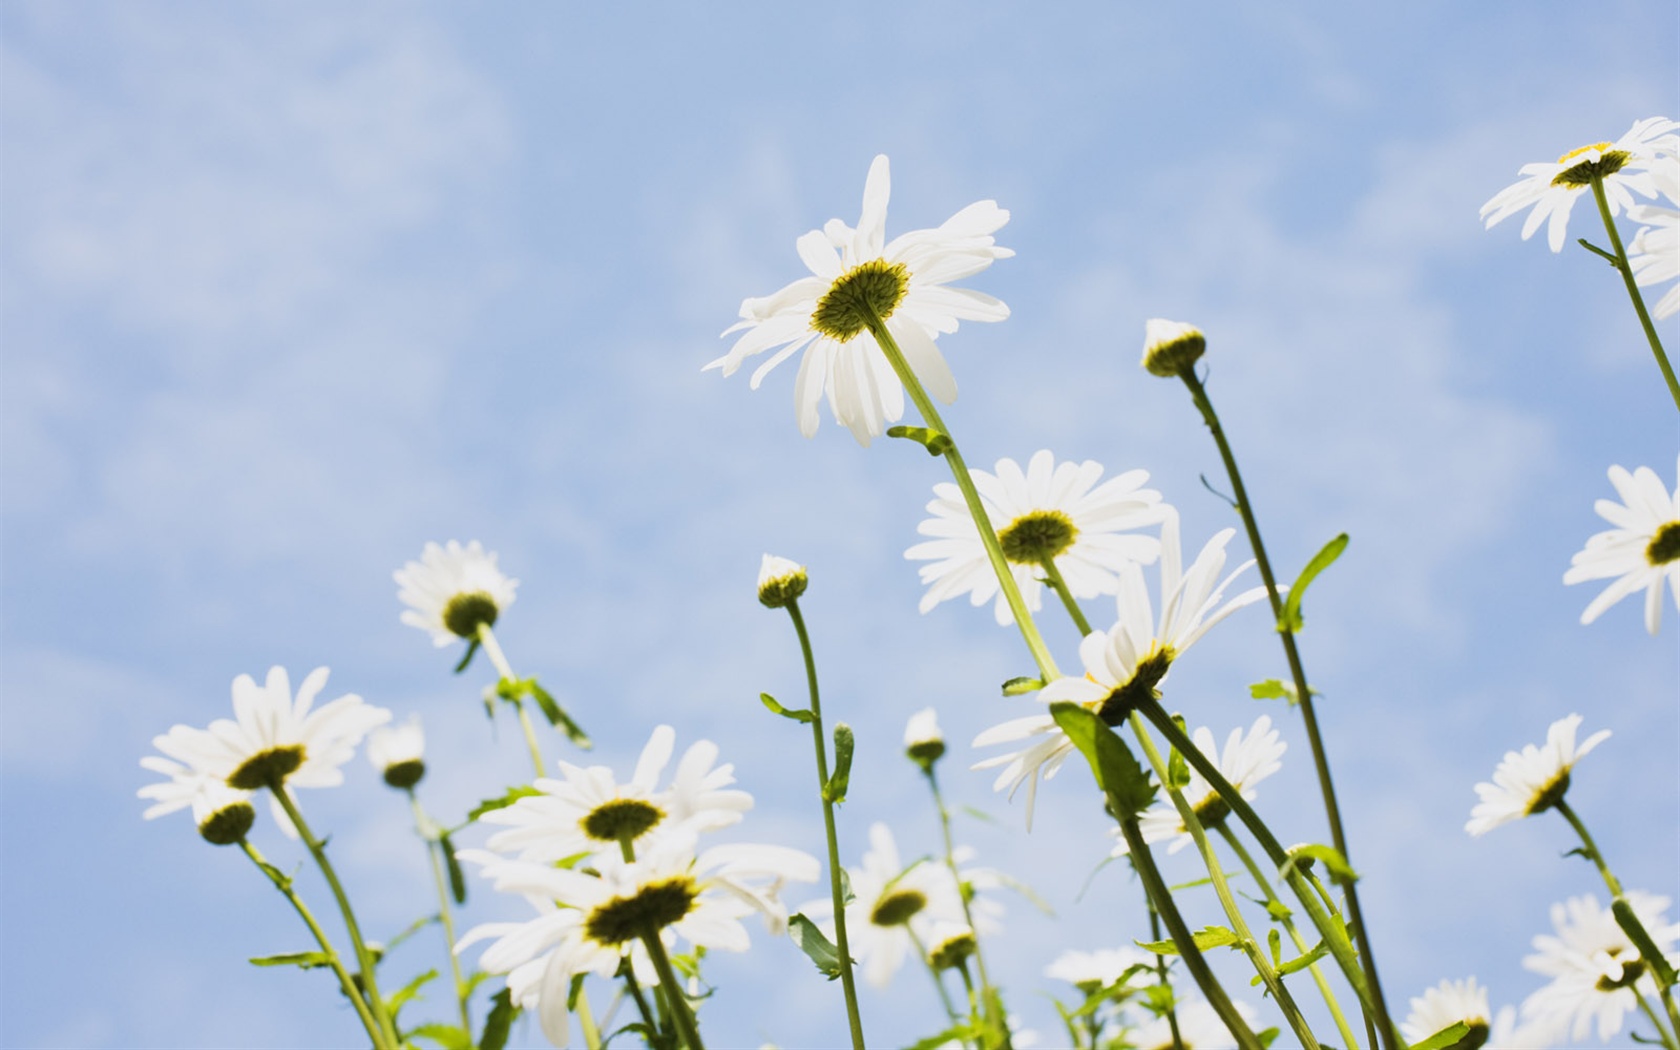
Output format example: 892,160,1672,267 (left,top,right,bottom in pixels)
1126,713,1321,1049
927,766,1010,1049
1220,825,1360,1050
864,310,1059,681
1174,367,1397,1048
1637,990,1680,1050
1038,555,1094,637
575,986,603,1050
640,924,705,1050
240,840,390,1049
270,786,400,1048
909,925,964,1026
1589,174,1680,413
410,791,471,1035
621,966,669,1049
1142,896,1185,1050
479,624,546,777
785,600,868,1050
